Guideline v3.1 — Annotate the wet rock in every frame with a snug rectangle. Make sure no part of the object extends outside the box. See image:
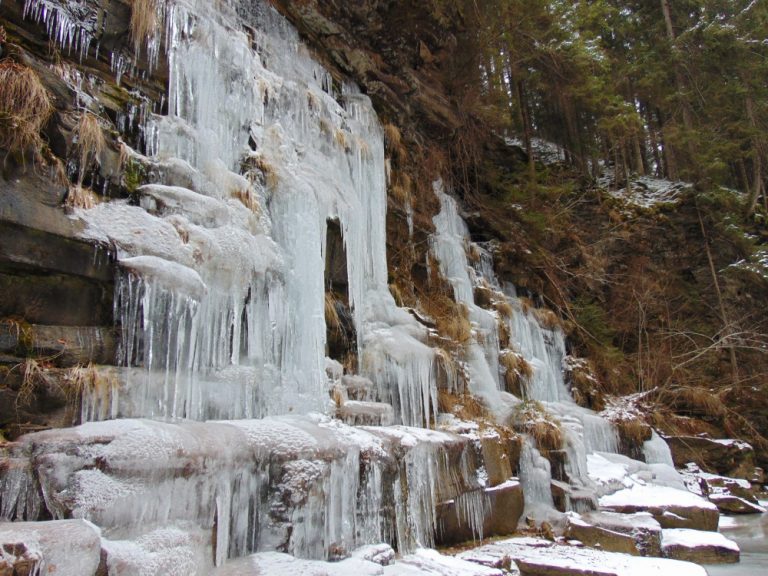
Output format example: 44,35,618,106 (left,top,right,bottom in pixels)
0,323,116,366
437,480,523,545
0,520,101,576
661,528,739,564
